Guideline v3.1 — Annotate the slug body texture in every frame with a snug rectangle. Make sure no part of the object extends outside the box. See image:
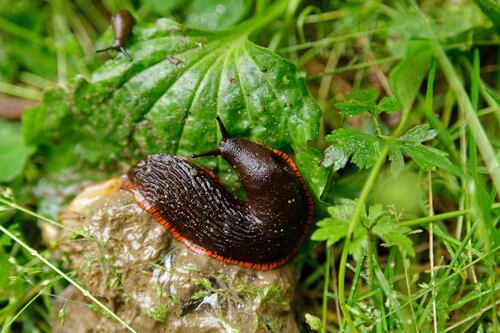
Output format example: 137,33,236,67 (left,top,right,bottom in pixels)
123,119,313,270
